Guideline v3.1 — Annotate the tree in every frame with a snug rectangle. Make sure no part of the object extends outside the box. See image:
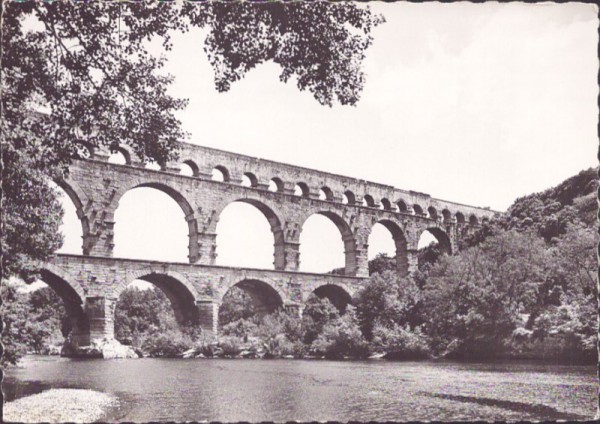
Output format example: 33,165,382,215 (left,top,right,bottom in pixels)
114,286,178,347
301,295,340,344
218,286,257,326
422,230,550,359
368,253,397,276
354,271,423,340
311,306,369,359
2,1,384,280
0,284,33,365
